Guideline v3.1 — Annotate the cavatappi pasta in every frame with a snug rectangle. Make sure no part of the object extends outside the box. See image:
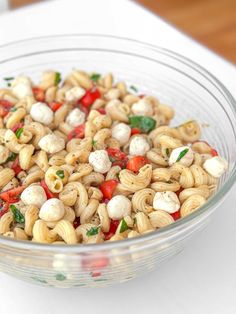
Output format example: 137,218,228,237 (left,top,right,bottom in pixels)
0,70,228,244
